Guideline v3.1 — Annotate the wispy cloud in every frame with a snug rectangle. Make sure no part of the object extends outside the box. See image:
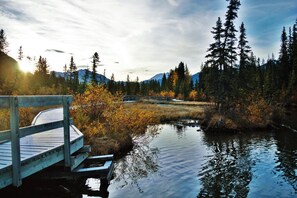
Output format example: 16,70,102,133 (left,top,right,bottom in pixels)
45,49,67,54
0,0,296,80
